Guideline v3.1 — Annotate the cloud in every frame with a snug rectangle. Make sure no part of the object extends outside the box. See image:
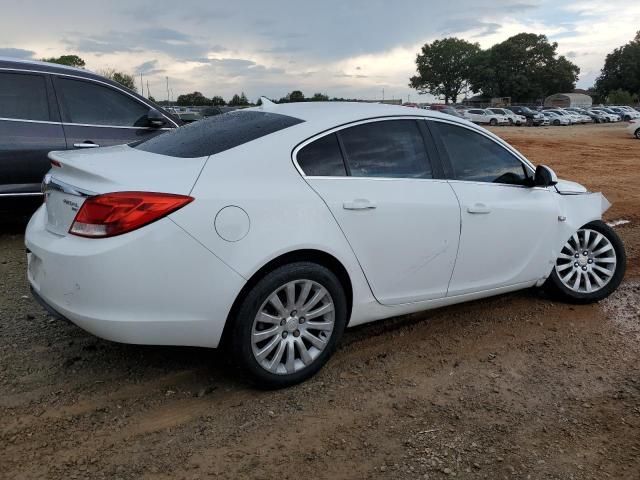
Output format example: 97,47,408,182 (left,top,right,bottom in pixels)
0,48,35,59
65,27,214,59
134,59,165,75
